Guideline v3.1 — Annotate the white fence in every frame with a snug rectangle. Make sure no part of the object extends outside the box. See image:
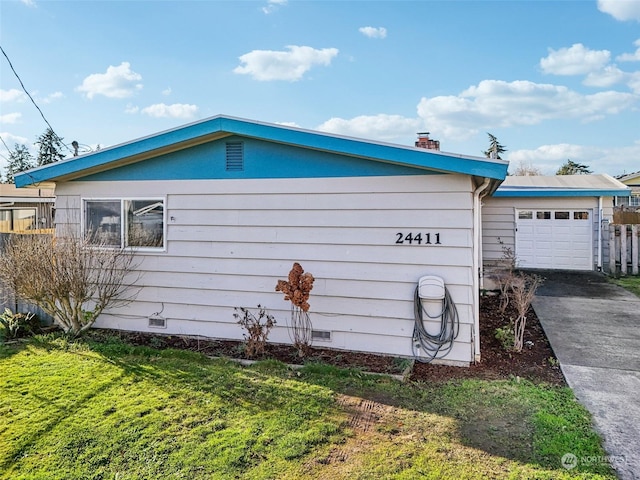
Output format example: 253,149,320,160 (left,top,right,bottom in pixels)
609,224,640,275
